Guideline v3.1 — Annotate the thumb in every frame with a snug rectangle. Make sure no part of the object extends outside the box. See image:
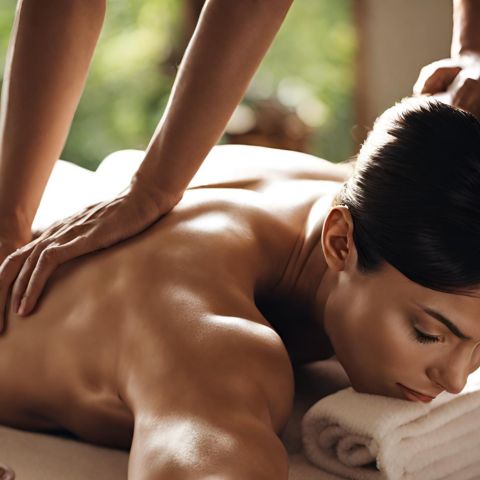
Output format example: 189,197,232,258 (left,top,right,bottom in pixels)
415,66,462,95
